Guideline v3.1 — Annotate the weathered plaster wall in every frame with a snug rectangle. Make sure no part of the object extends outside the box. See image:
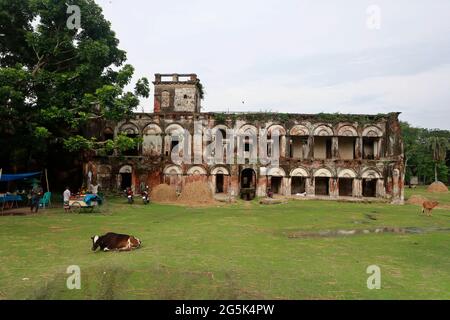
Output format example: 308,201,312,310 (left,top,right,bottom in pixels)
314,137,327,159
339,137,355,160
86,111,404,204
